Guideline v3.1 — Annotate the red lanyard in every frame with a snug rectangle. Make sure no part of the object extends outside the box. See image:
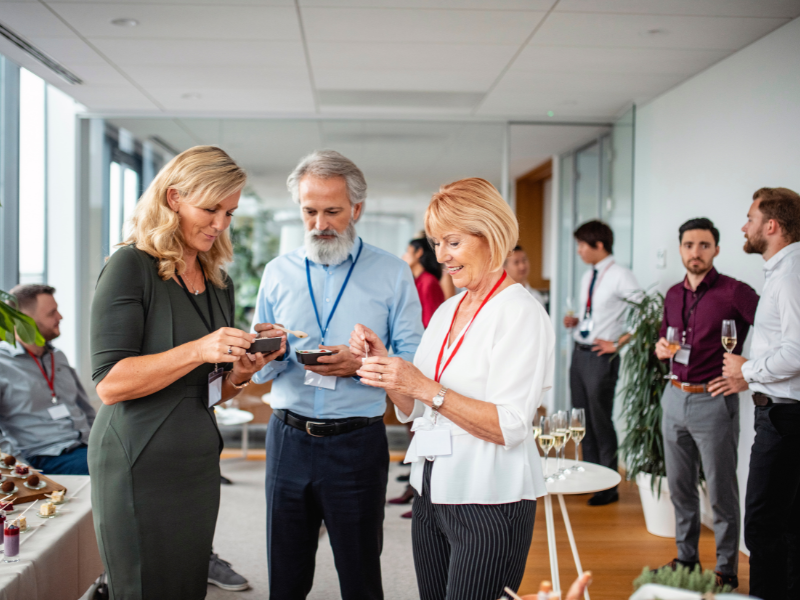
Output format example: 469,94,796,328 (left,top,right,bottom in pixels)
24,348,56,401
585,261,614,314
434,271,507,383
